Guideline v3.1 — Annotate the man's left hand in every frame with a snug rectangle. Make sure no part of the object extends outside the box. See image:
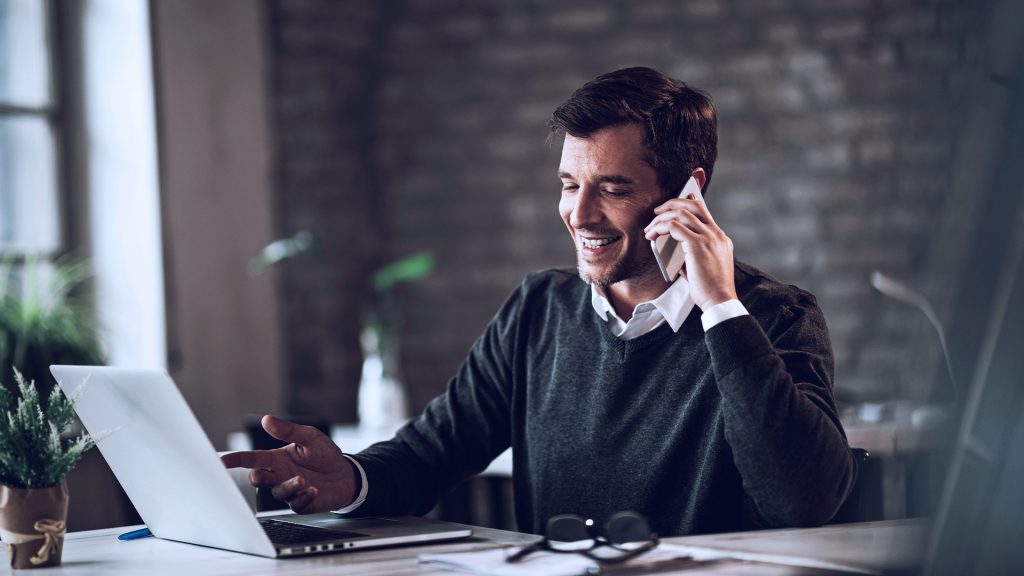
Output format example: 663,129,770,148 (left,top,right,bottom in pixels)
644,193,738,311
